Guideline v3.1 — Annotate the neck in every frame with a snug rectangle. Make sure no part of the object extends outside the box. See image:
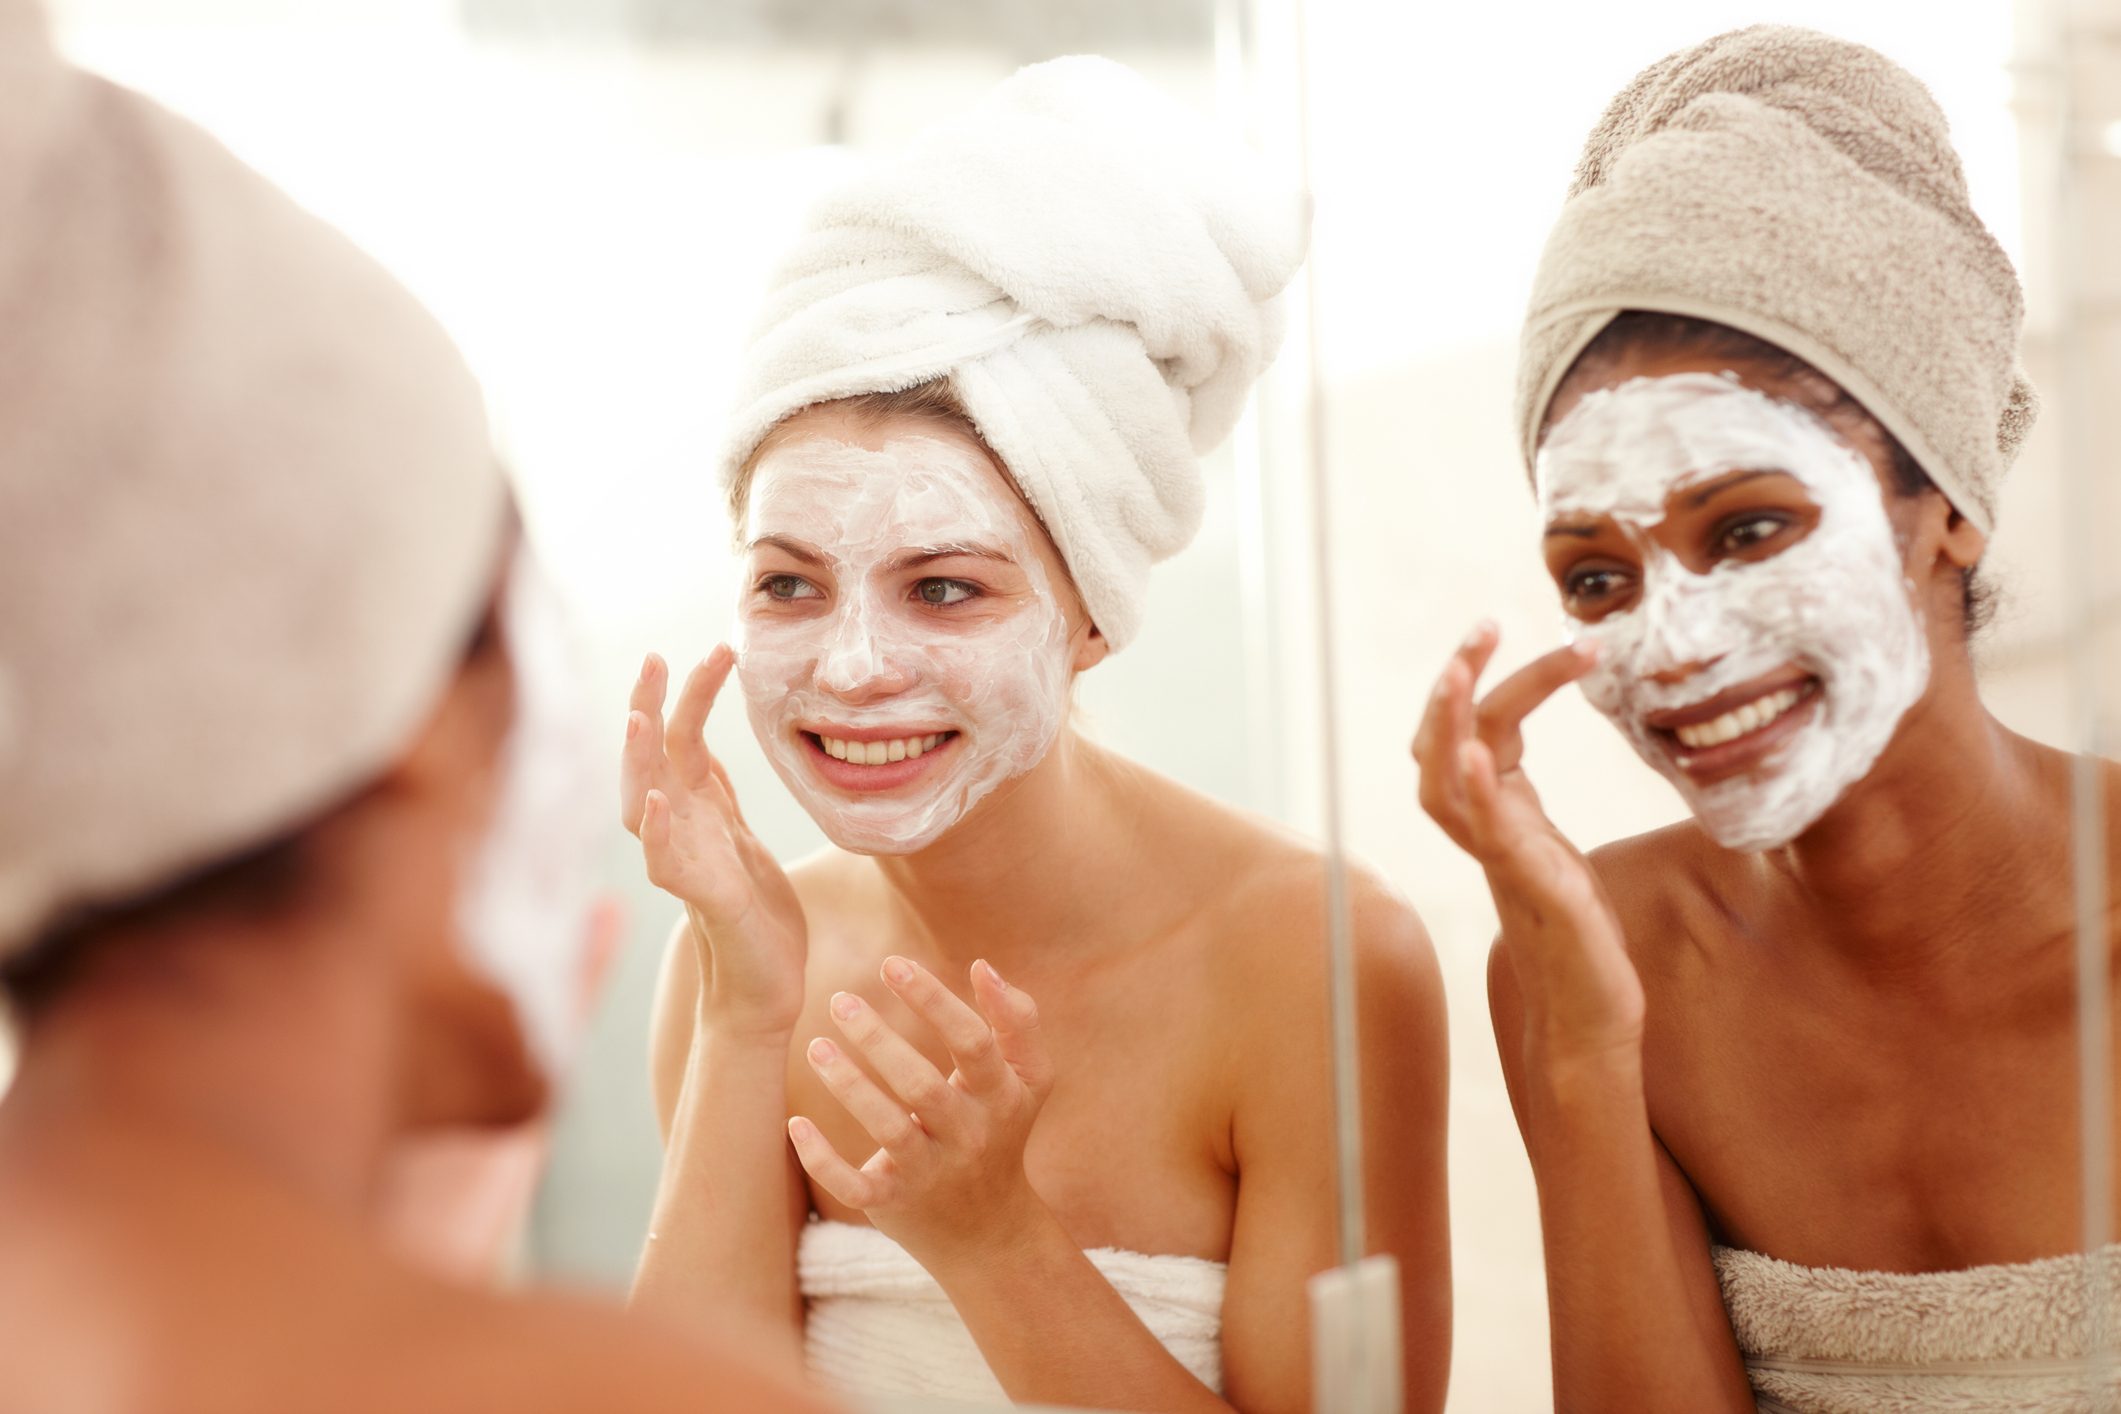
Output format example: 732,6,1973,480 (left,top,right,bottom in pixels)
1768,650,2068,975
871,728,1152,972
3,917,401,1210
